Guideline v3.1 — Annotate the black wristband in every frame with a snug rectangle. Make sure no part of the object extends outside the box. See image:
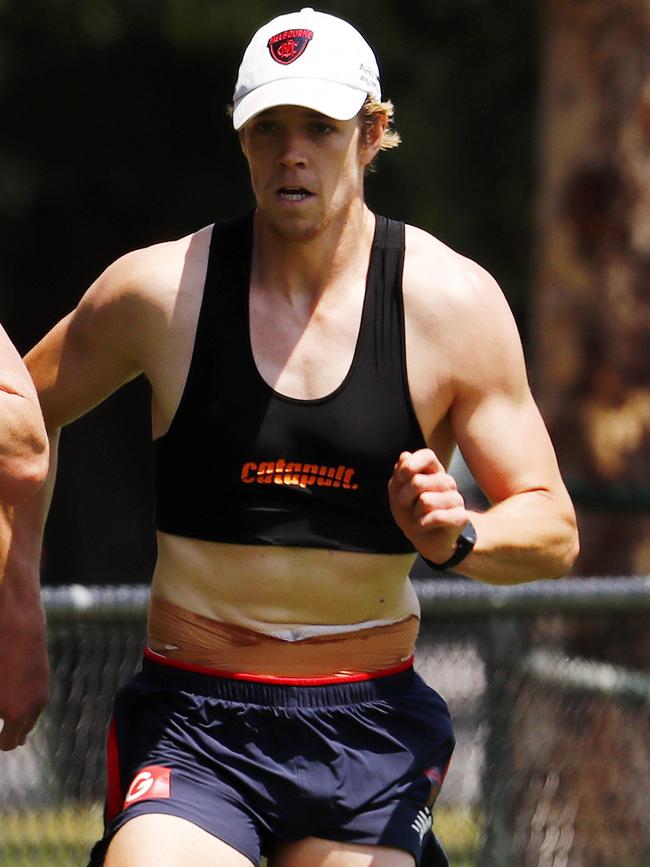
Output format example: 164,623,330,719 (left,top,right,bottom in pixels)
421,520,477,571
